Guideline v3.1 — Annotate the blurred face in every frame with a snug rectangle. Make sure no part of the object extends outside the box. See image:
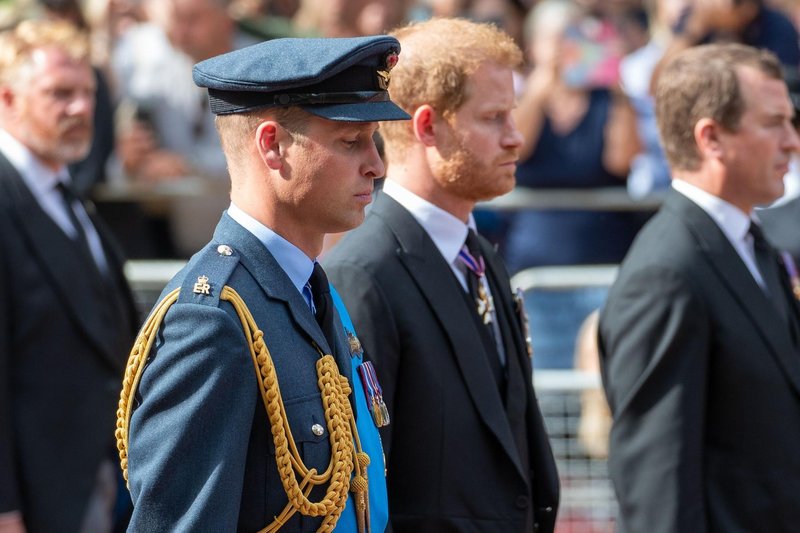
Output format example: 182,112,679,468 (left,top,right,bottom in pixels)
163,0,231,61
278,115,384,238
433,61,523,203
4,47,94,169
720,66,800,211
